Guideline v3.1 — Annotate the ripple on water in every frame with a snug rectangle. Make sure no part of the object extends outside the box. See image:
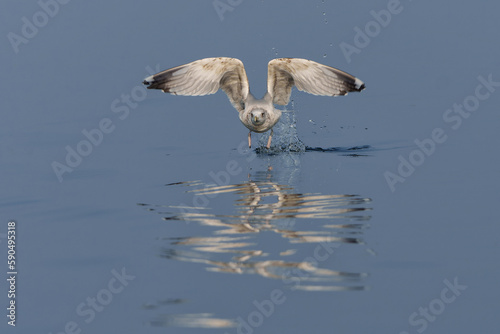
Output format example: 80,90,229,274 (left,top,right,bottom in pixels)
139,170,373,297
